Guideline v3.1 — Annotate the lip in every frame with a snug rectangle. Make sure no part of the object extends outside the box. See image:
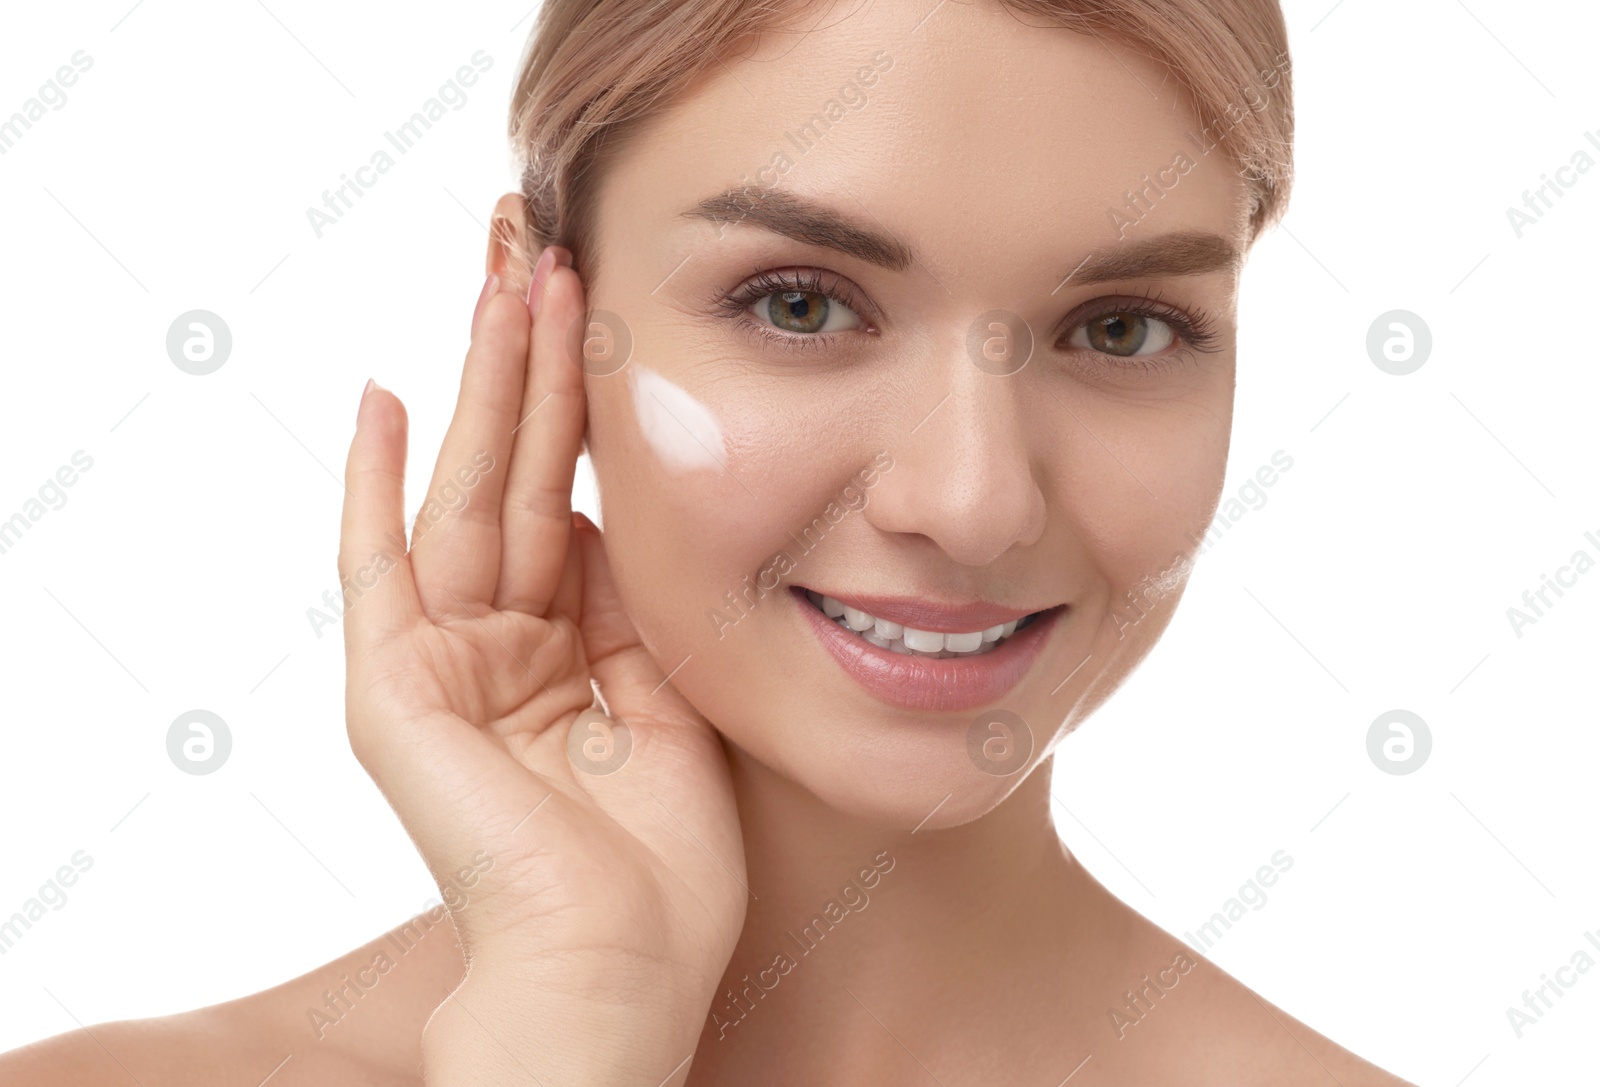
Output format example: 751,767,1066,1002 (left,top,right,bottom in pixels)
790,586,1065,713
792,586,1040,634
